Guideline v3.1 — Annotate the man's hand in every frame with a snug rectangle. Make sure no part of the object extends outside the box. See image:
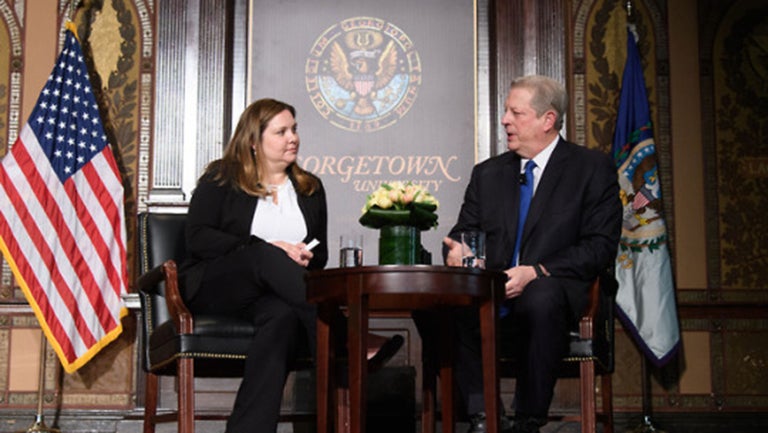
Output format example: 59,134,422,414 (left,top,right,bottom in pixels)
503,265,537,299
443,236,463,267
